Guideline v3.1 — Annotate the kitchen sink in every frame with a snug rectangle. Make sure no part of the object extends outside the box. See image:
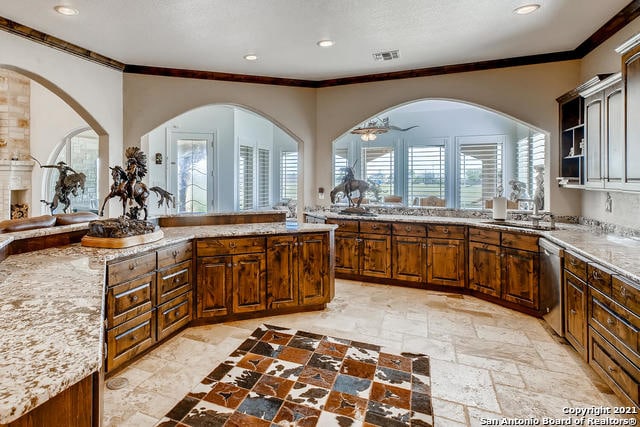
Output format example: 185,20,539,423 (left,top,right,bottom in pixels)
483,220,556,231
